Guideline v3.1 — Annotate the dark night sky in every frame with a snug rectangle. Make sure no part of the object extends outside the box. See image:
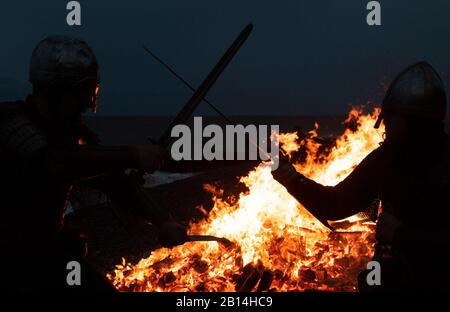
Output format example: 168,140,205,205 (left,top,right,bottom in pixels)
1,0,450,116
